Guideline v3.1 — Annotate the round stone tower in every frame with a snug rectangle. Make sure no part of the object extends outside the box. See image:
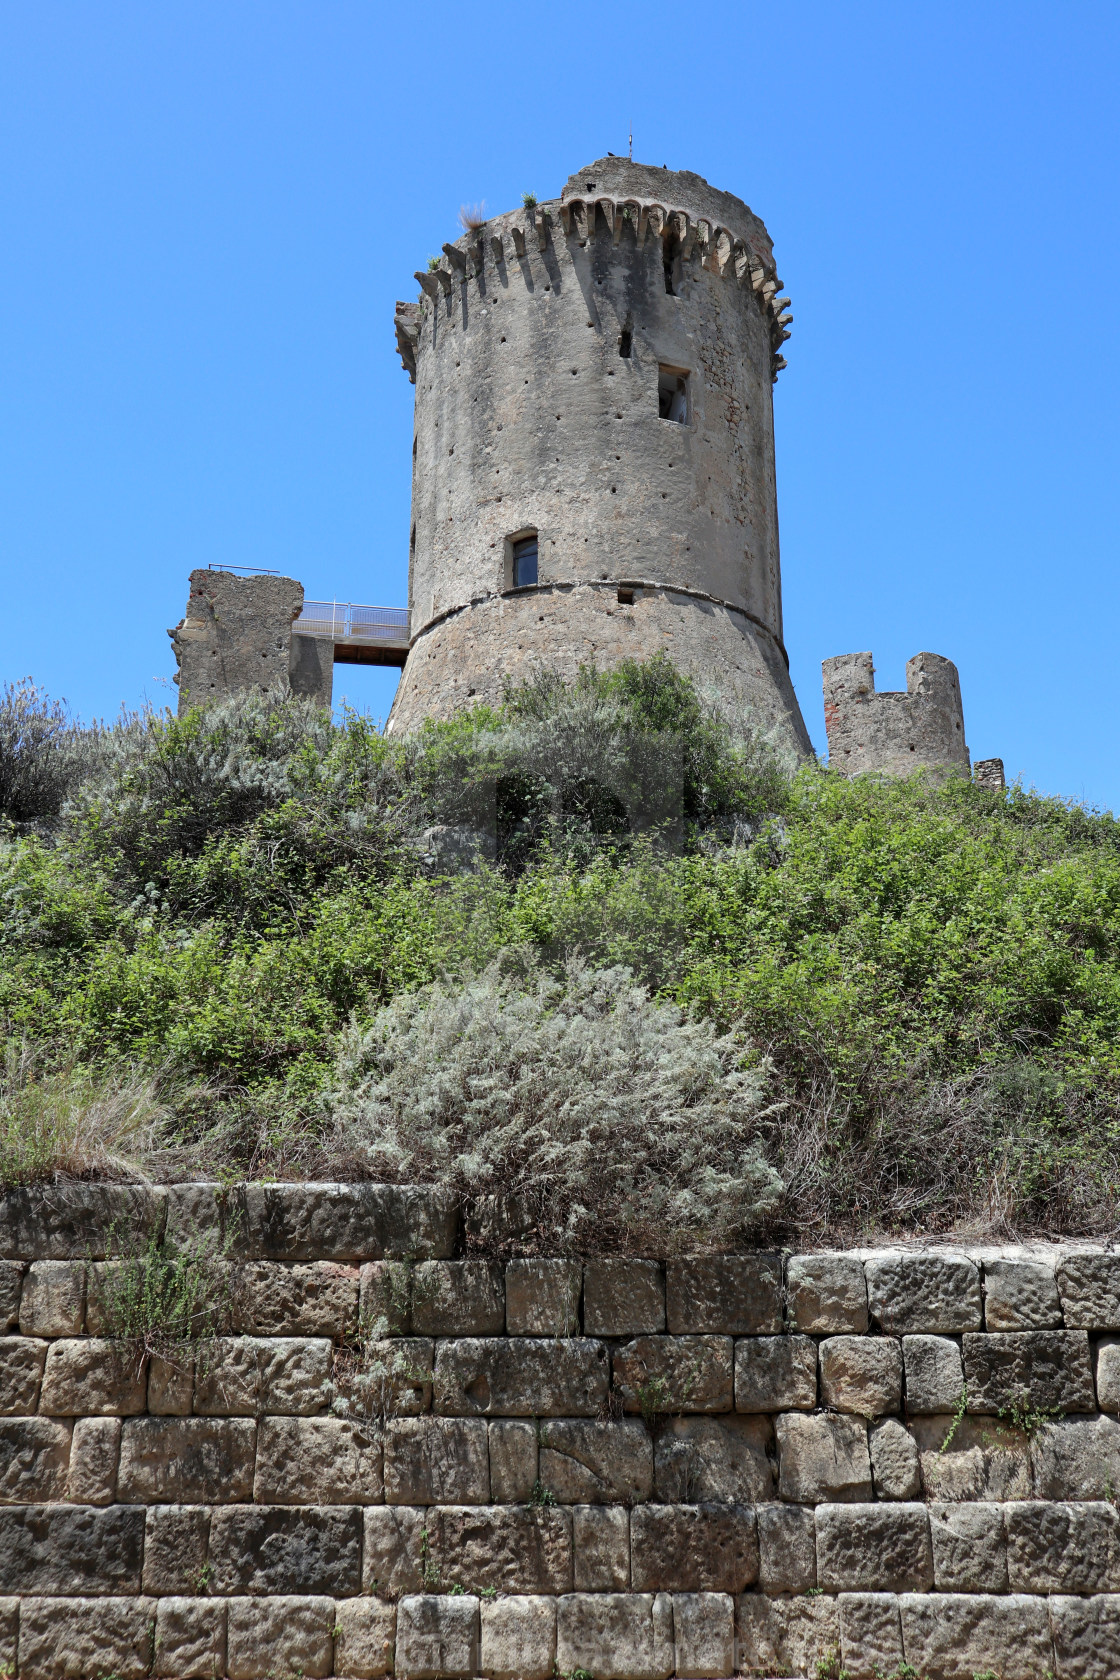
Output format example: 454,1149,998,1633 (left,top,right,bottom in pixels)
389,156,811,759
